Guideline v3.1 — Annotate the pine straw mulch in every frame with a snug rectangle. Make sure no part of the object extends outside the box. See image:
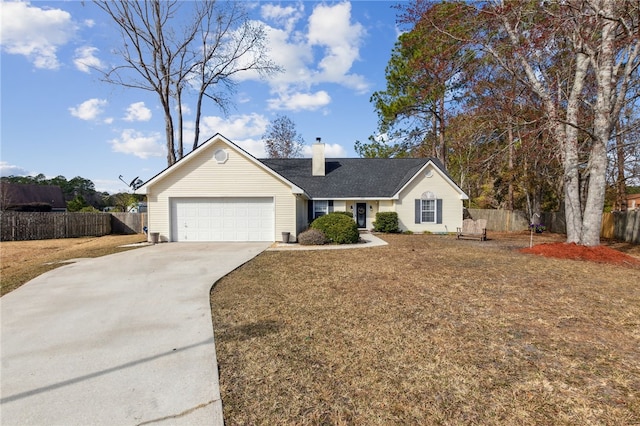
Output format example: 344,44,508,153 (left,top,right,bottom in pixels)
211,232,640,425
